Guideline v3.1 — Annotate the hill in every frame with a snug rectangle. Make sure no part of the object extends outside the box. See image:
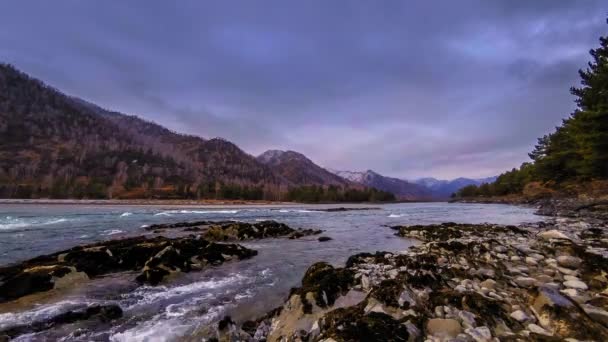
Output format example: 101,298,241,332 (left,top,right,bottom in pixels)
0,64,284,200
